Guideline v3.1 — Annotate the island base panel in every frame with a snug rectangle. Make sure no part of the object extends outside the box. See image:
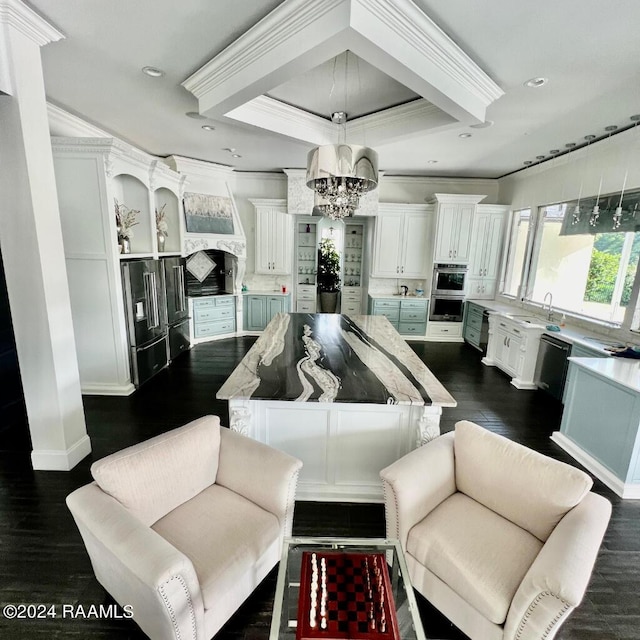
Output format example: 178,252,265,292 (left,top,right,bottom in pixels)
228,399,442,502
